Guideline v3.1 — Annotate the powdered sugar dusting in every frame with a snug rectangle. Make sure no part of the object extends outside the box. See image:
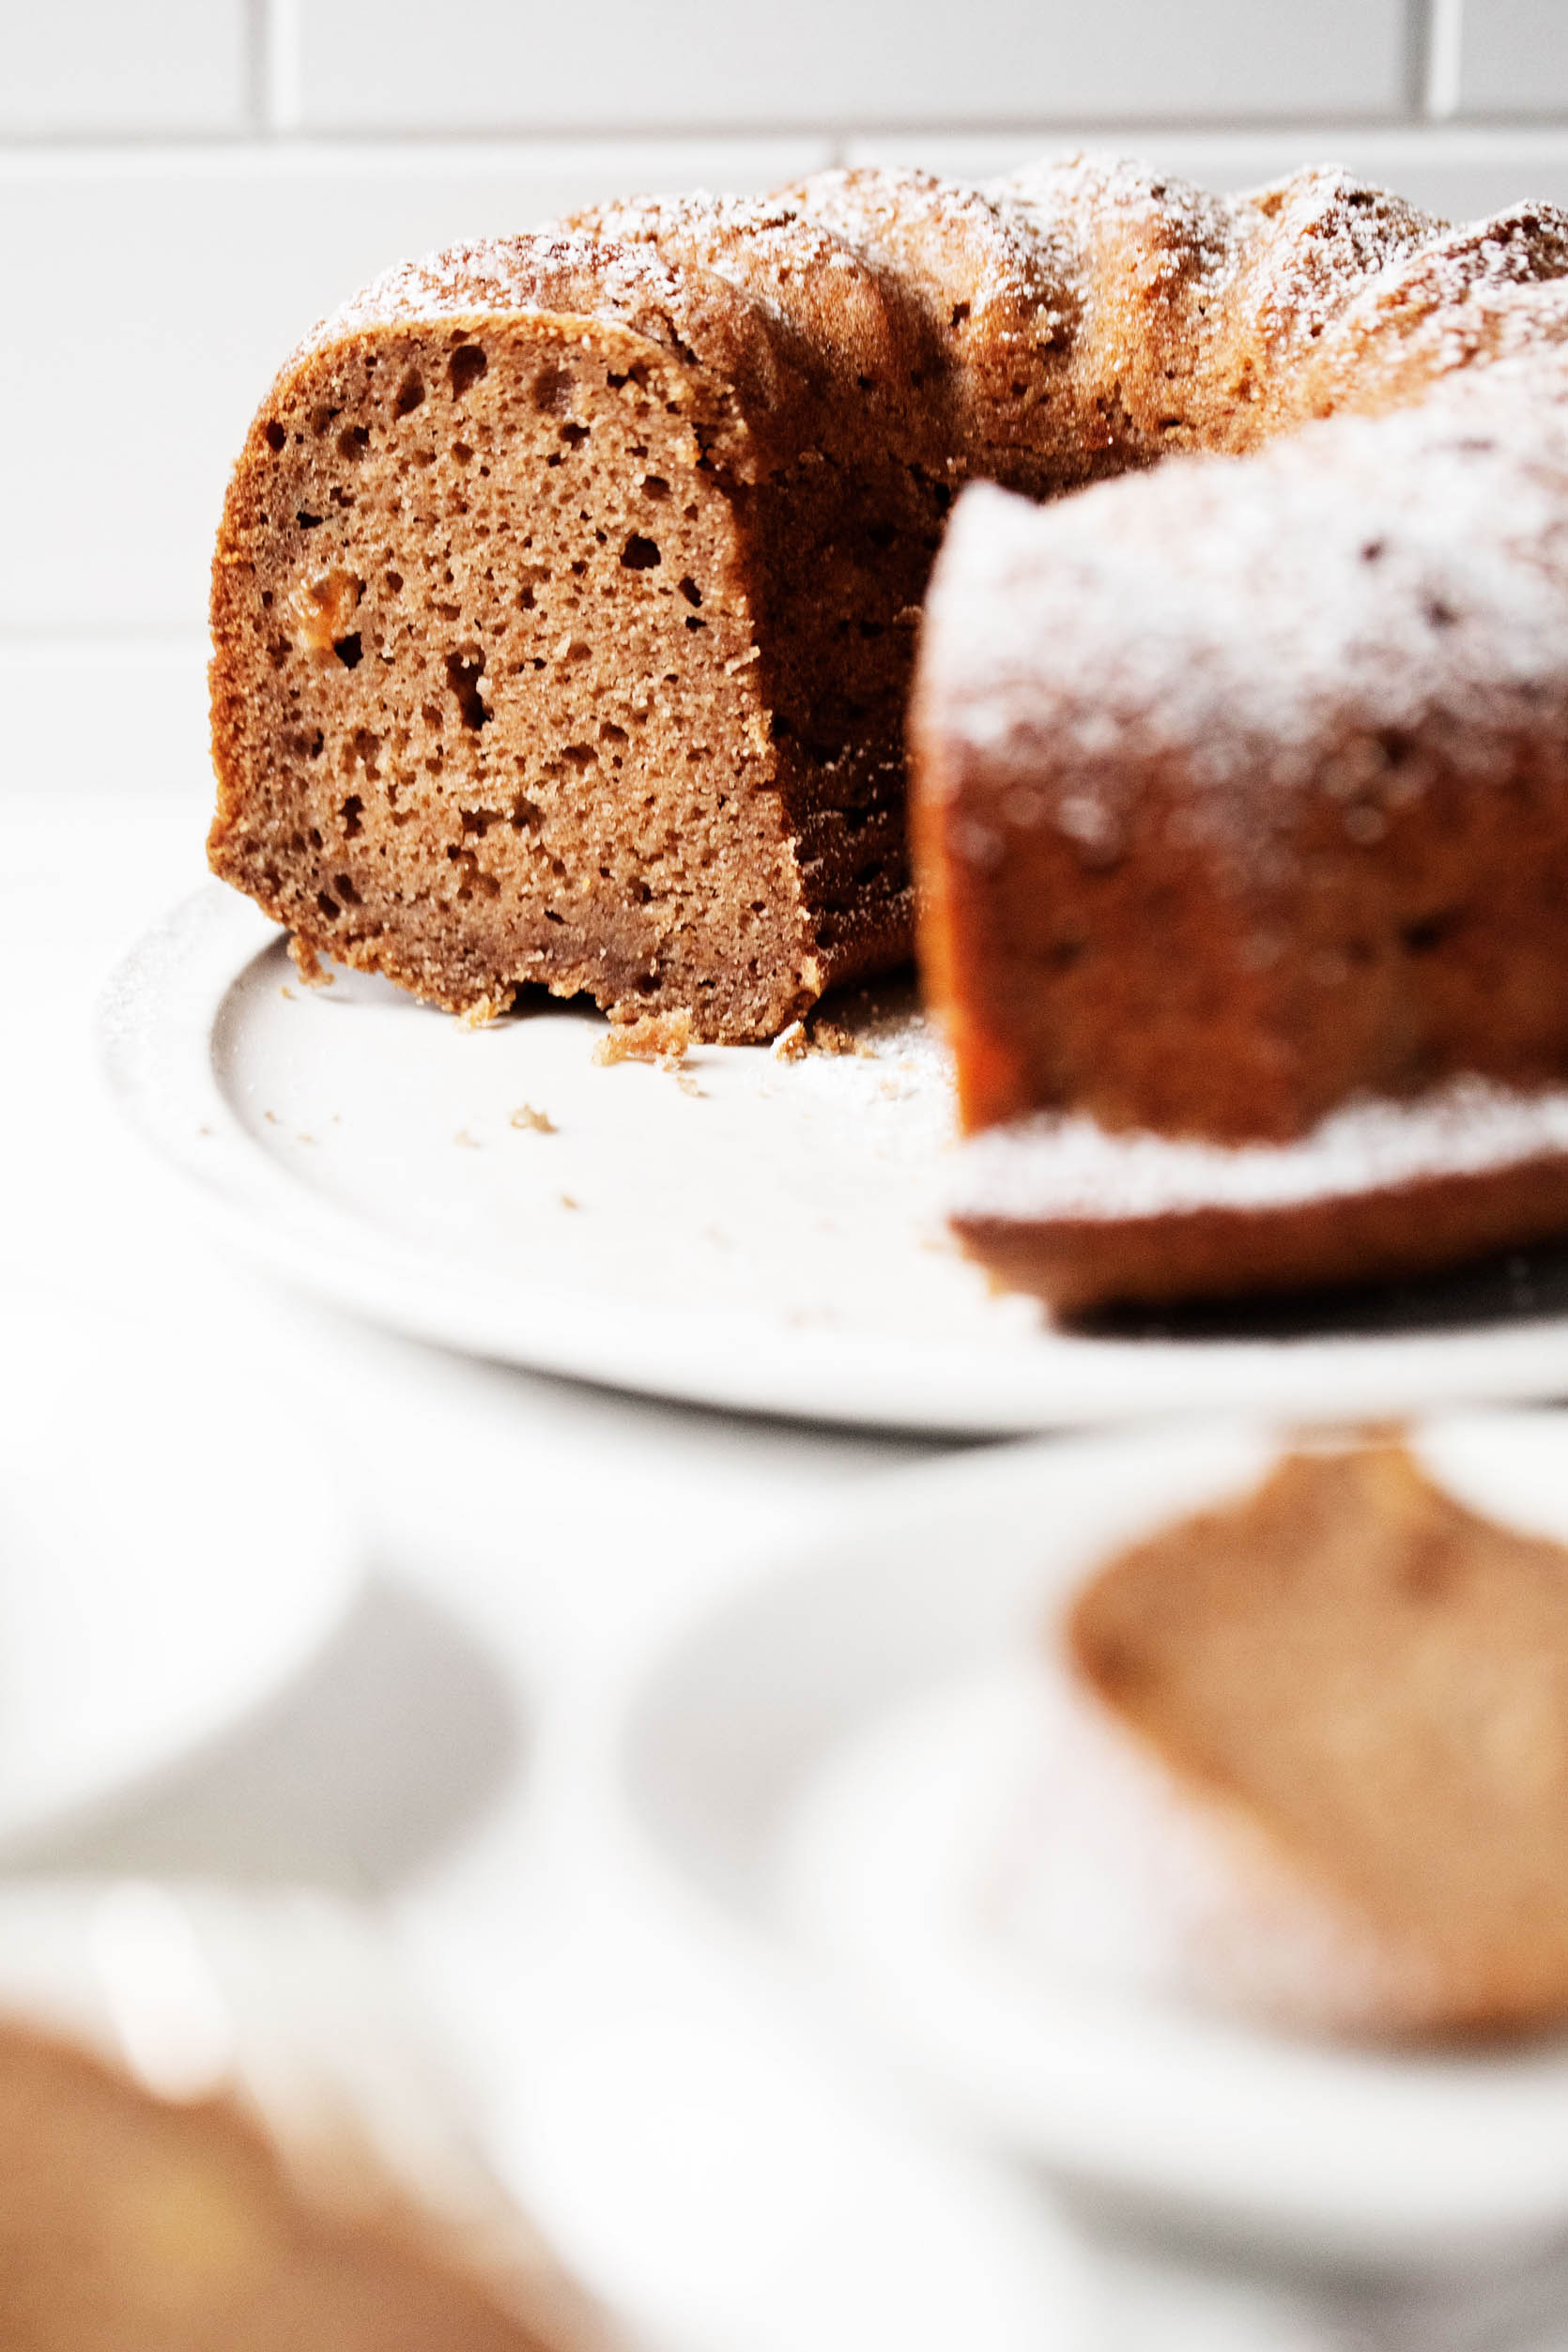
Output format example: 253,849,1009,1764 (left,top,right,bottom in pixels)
994,156,1438,368
296,231,700,364
1284,205,1568,415
793,162,1067,320
997,150,1251,312
950,1078,1568,1223
995,1653,1432,2031
285,158,1568,505
1337,201,1568,335
1229,165,1438,354
924,361,1568,867
572,190,871,305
